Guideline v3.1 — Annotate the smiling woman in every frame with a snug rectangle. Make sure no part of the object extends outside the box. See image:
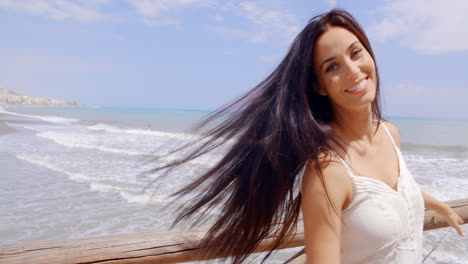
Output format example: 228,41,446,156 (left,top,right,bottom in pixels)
313,26,377,112
148,8,464,264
